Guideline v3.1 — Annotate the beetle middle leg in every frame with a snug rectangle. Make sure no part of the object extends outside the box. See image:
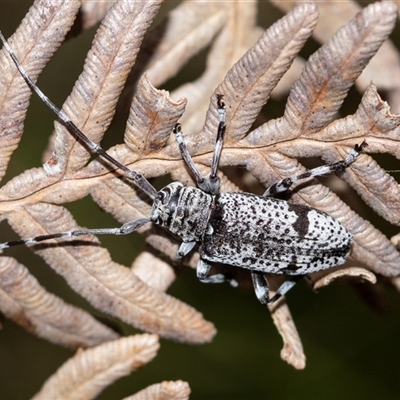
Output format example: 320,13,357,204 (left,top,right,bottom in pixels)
263,142,367,197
